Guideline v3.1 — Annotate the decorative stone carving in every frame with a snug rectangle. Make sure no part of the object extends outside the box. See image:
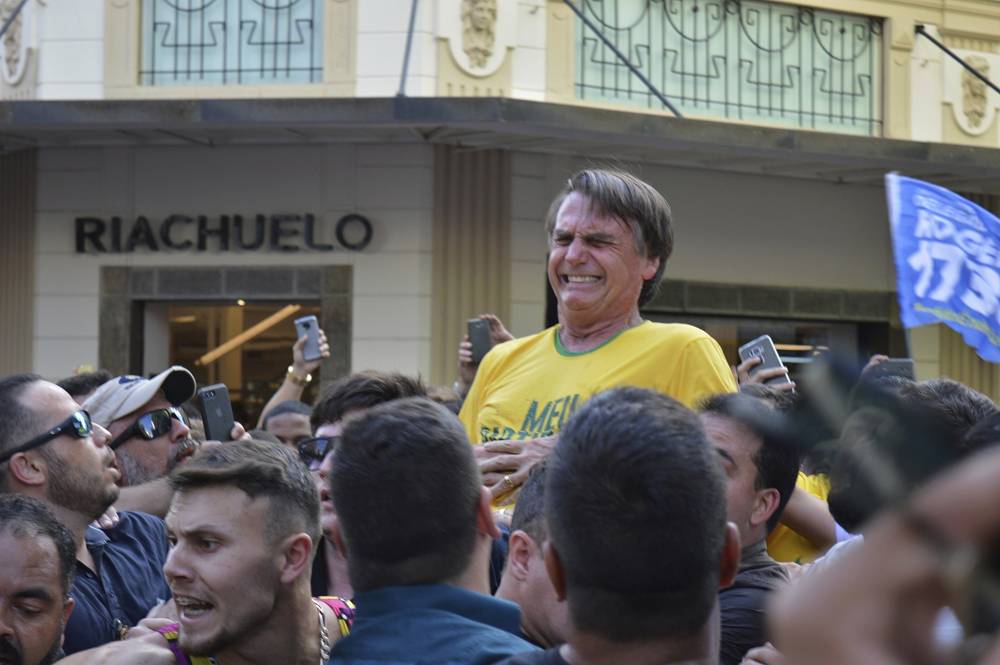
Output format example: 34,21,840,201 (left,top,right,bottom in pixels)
0,0,29,86
462,0,496,69
943,47,1000,138
439,0,514,78
962,55,990,130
